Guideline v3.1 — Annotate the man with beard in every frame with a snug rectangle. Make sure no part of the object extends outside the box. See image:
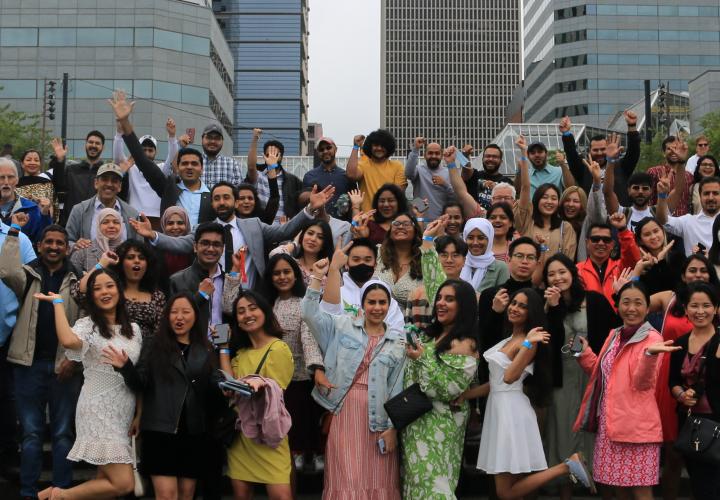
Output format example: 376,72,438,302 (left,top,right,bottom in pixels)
560,111,640,206
648,135,694,216
346,129,407,212
301,137,355,218
604,170,656,233
514,140,574,198
405,137,451,220
319,237,404,331
0,224,81,500
576,223,624,305
201,123,243,187
0,159,52,242
657,175,720,256
50,130,106,225
475,144,513,211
